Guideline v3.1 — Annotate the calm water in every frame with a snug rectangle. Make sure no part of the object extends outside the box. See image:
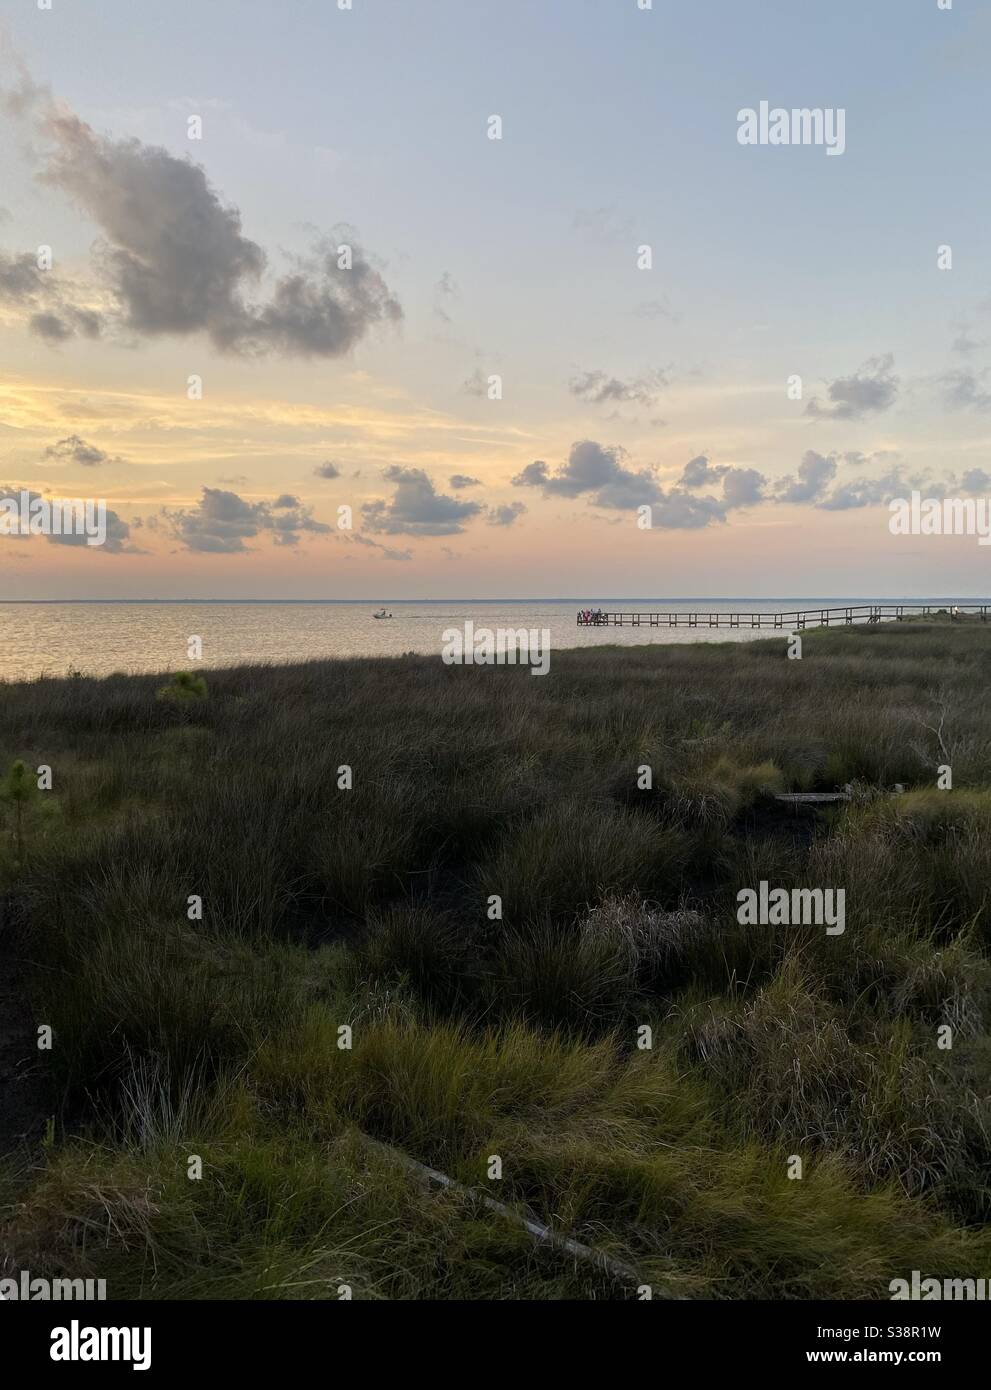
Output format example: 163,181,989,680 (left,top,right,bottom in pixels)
0,598,978,682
